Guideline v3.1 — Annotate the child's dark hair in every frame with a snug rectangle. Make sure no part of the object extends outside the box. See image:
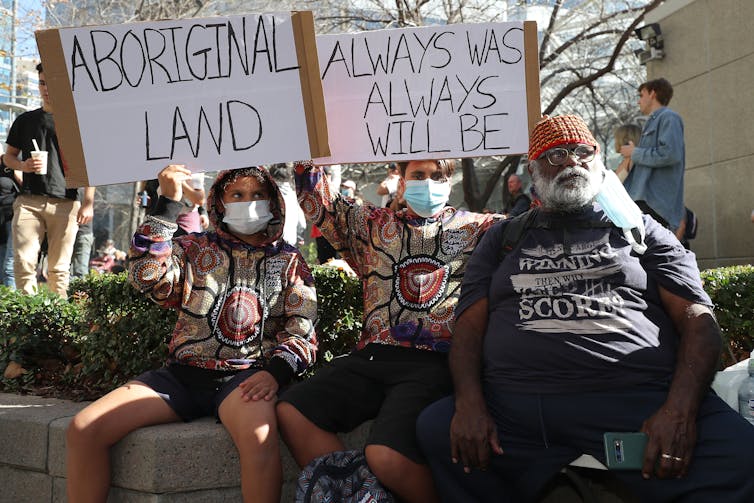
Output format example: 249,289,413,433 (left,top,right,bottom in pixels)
397,159,456,178
218,166,269,194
